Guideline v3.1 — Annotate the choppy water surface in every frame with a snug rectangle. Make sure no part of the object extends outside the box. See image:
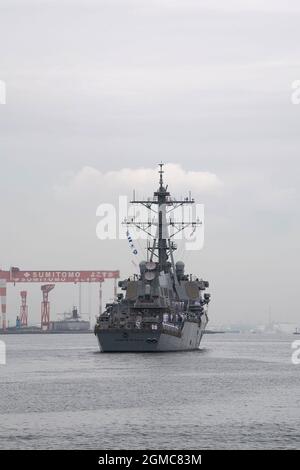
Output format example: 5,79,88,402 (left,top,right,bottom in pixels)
0,333,299,449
